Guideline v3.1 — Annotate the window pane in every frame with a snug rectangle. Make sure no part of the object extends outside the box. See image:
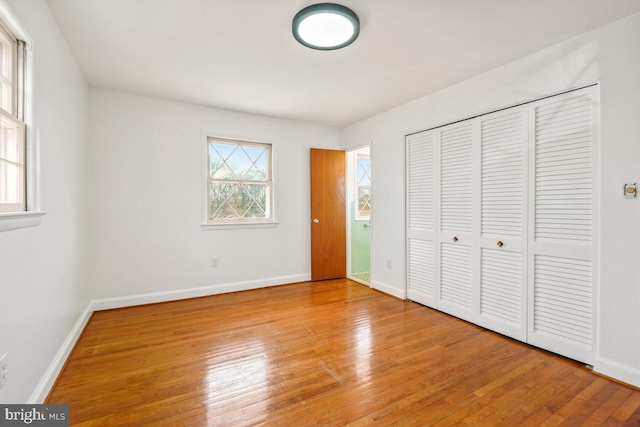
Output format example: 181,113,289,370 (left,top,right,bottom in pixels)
0,41,5,77
0,36,12,114
209,143,238,180
1,82,10,114
207,138,272,223
240,146,267,181
357,187,371,218
356,157,370,186
208,181,269,221
0,39,9,79
355,154,371,220
0,160,23,204
0,116,21,163
209,142,269,182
